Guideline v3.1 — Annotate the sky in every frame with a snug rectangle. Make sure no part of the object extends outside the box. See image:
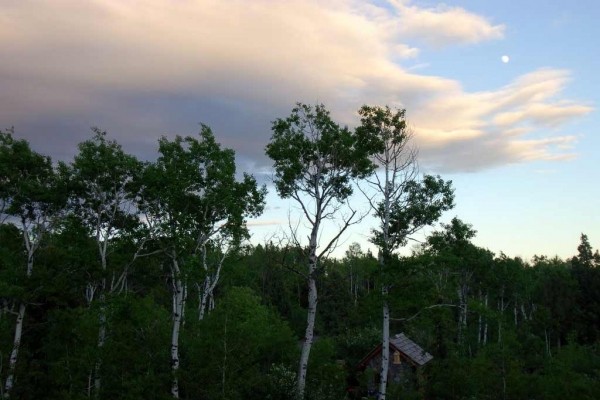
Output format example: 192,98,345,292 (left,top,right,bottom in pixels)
1,0,598,260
